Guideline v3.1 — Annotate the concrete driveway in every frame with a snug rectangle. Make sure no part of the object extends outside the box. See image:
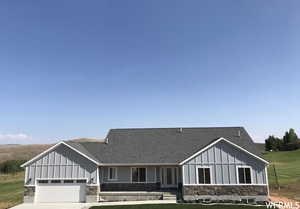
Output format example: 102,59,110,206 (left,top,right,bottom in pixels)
10,200,176,209
10,203,88,209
